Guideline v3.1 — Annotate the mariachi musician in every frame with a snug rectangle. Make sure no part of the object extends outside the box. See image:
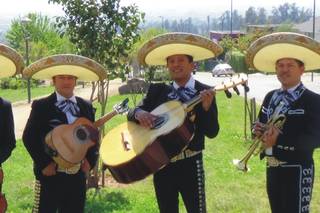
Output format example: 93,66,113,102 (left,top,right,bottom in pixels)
22,54,106,213
127,33,222,213
247,32,320,213
0,43,24,212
